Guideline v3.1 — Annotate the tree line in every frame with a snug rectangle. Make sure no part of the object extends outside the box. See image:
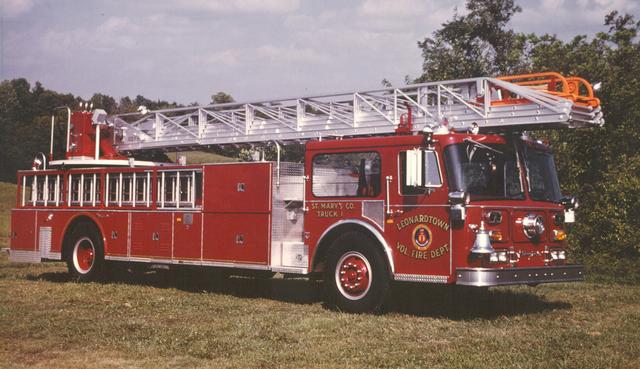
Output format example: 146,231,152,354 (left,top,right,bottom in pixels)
0,80,236,180
414,0,639,281
0,0,638,281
